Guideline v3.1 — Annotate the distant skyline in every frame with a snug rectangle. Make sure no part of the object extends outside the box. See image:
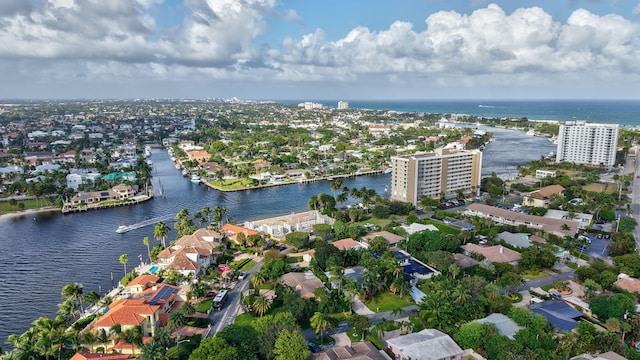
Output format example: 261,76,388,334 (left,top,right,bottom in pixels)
1,1,639,100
